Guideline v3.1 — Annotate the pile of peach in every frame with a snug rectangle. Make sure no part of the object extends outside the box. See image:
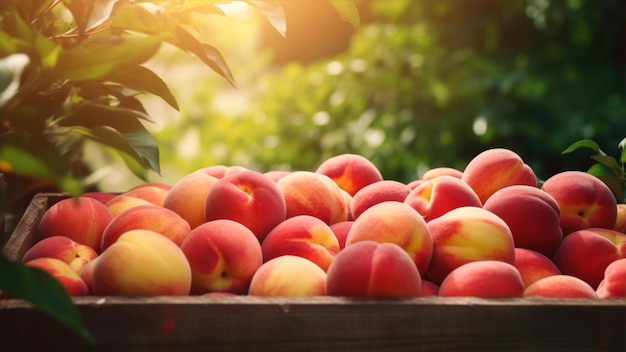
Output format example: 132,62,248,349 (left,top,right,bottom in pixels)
16,148,626,299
